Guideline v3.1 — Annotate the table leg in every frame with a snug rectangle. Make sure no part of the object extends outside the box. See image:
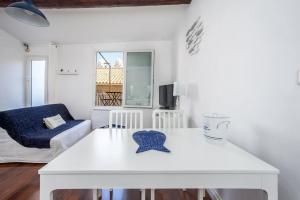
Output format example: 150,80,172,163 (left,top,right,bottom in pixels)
262,175,278,200
266,190,278,200
151,189,155,200
141,189,146,200
198,189,205,200
40,187,53,200
93,189,102,200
